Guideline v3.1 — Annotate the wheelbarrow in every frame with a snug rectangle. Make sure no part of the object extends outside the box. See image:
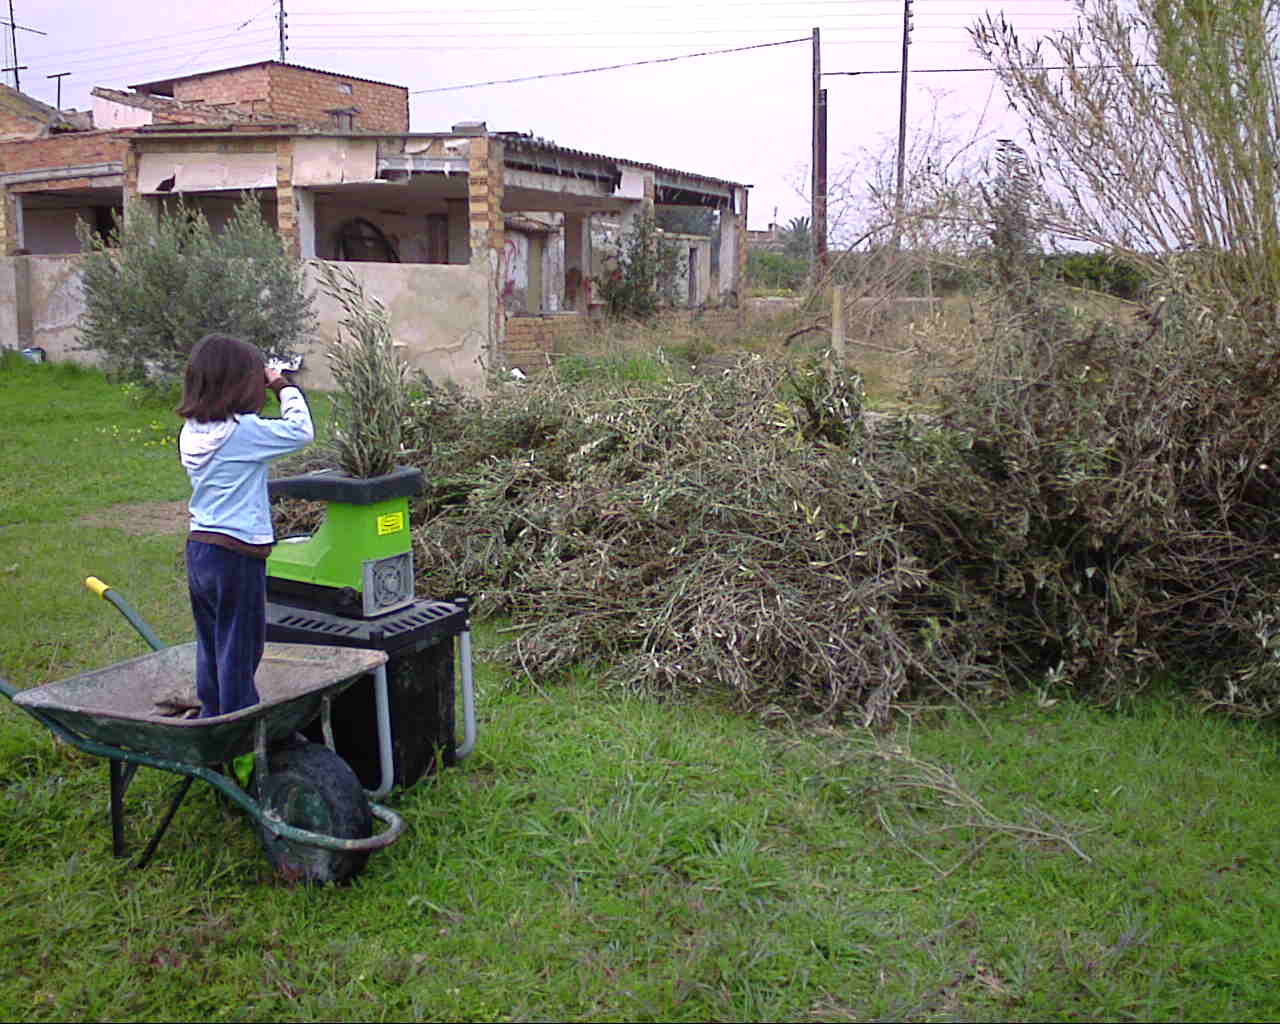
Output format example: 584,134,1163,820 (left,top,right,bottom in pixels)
0,578,406,884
